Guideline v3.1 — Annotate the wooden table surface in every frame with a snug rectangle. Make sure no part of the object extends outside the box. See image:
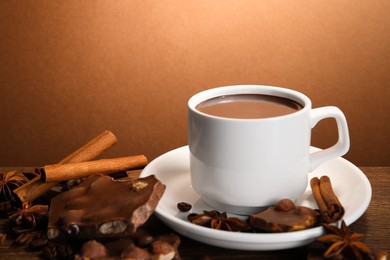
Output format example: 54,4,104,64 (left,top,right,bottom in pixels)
1,167,389,259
